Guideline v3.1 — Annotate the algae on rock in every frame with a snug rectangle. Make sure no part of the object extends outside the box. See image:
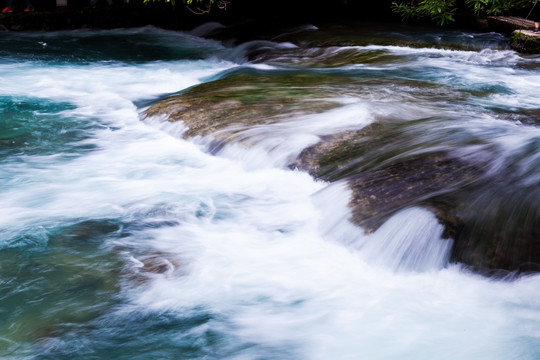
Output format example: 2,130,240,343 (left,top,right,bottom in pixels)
144,73,344,141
